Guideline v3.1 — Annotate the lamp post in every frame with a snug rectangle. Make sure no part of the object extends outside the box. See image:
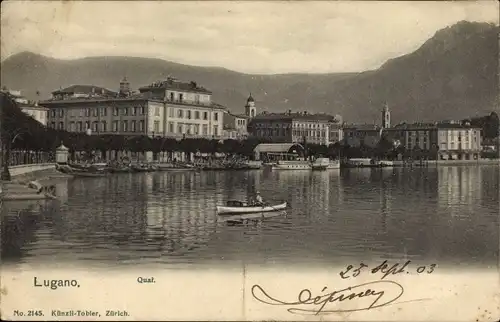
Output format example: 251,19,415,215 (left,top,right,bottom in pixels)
85,128,92,162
